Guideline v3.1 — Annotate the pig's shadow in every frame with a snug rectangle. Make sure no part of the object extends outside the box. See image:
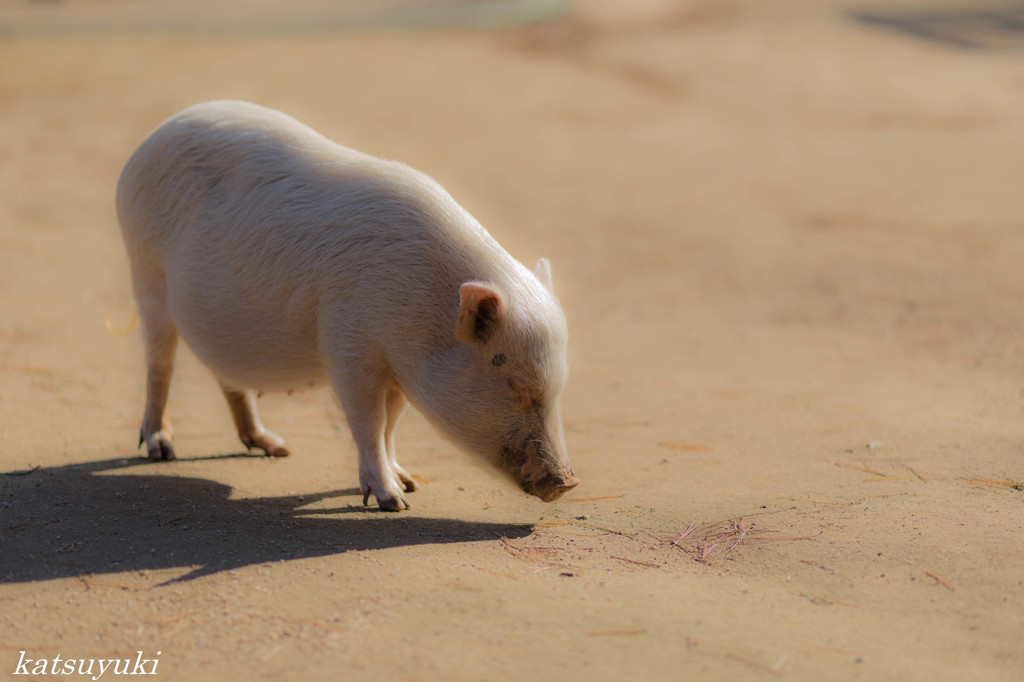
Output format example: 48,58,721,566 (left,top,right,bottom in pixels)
0,457,532,585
